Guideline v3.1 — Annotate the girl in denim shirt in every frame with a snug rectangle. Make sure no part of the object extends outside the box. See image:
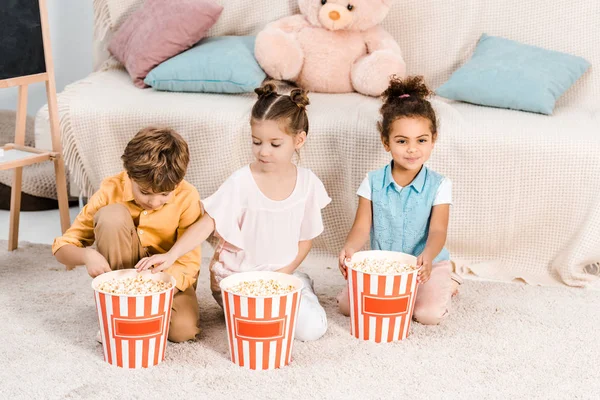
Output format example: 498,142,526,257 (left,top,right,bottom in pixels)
337,76,462,325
